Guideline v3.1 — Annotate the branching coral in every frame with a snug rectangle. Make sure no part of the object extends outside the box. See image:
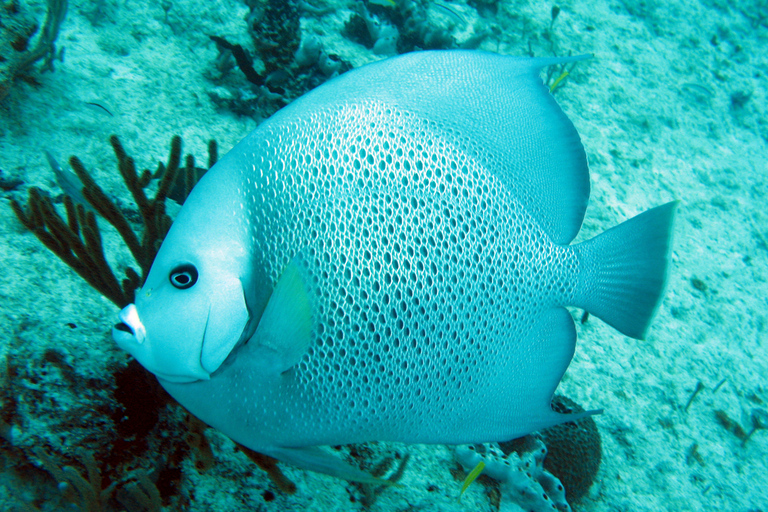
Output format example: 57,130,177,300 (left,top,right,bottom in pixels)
7,134,315,506
34,447,117,512
238,444,298,494
10,135,214,307
0,341,190,511
208,0,351,120
34,446,163,512
0,0,68,101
